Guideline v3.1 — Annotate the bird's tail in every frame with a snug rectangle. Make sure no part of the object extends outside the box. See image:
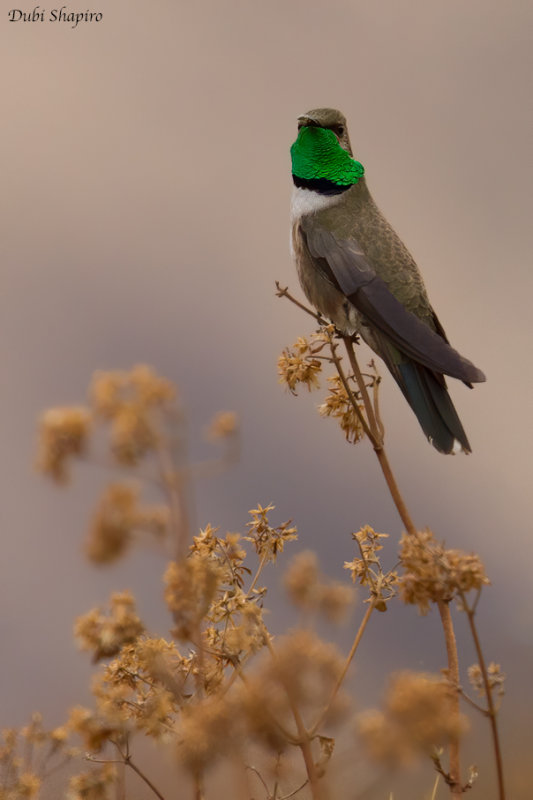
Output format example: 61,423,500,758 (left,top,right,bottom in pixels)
396,363,471,454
